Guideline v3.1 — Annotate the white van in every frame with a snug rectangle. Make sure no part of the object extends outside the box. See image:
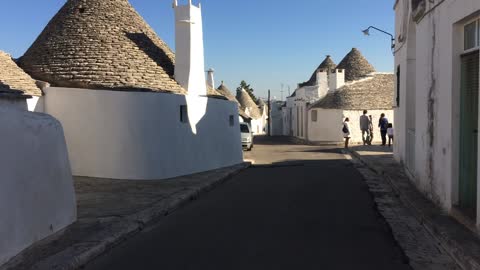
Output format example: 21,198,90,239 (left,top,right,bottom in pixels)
240,123,253,151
